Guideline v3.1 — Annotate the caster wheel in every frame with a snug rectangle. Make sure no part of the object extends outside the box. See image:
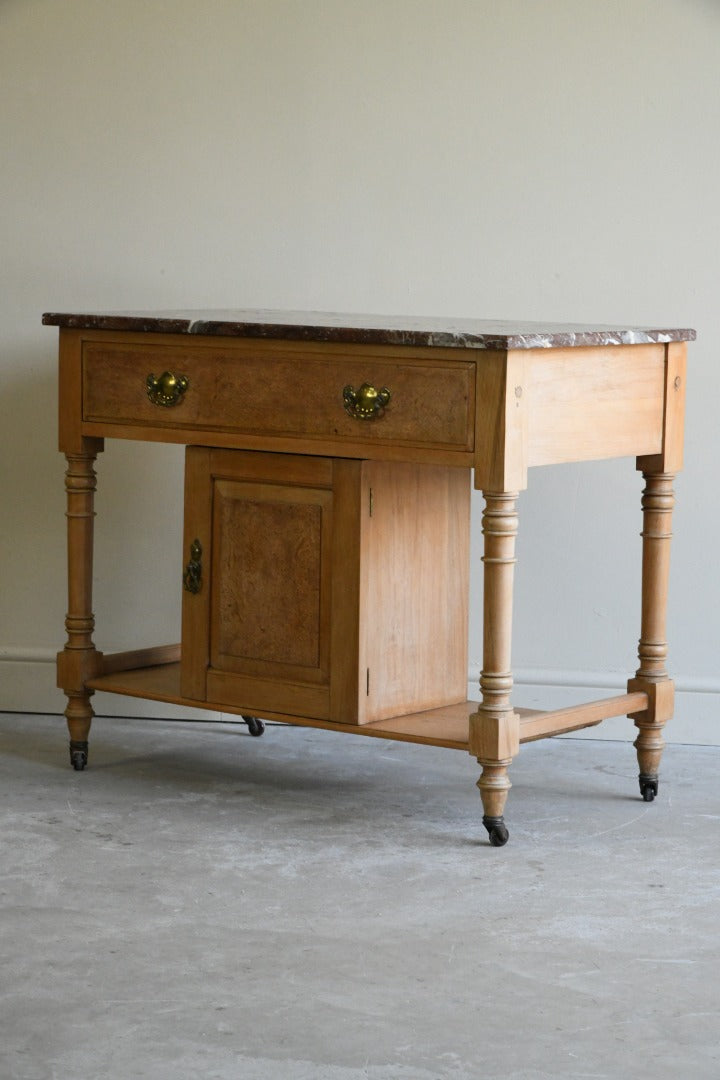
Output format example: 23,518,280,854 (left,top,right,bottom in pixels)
488,824,509,847
69,741,88,771
483,815,509,847
243,716,265,737
639,776,658,803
